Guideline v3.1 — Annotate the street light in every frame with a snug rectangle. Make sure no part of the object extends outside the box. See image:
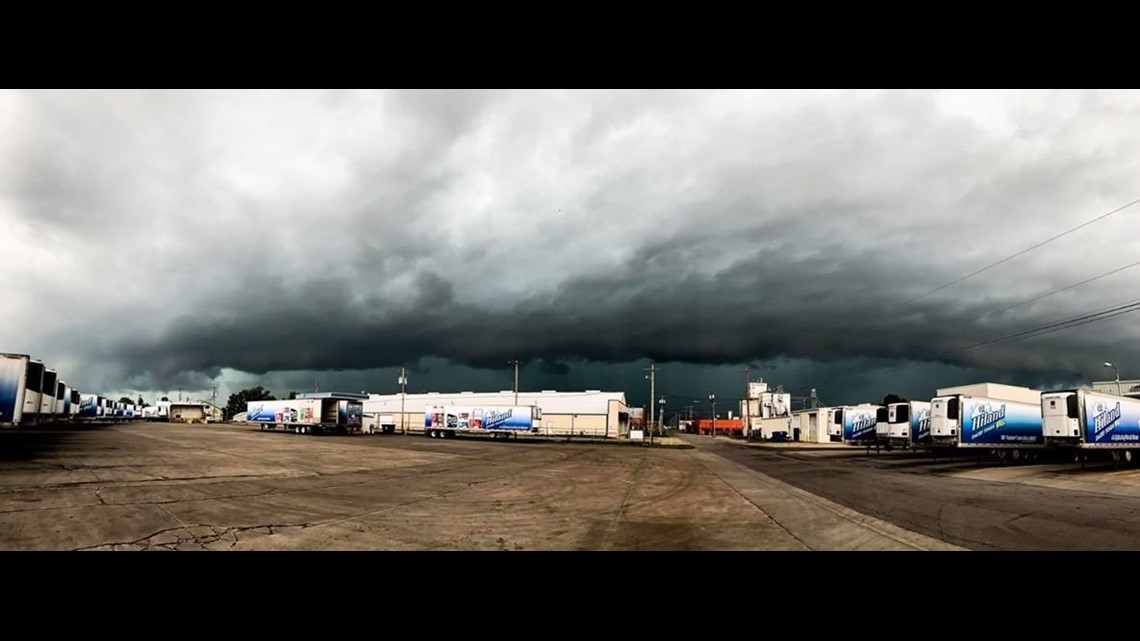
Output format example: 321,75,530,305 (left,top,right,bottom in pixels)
1105,362,1121,395
709,392,716,438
